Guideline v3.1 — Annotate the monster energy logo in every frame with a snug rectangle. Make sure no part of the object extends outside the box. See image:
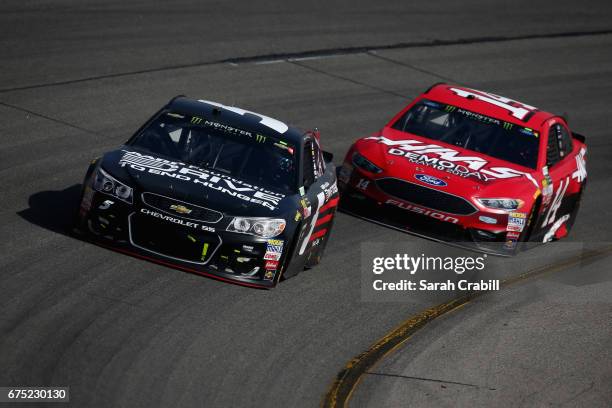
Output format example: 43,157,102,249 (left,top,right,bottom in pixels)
444,105,457,112
256,134,266,143
503,122,513,130
191,116,203,124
